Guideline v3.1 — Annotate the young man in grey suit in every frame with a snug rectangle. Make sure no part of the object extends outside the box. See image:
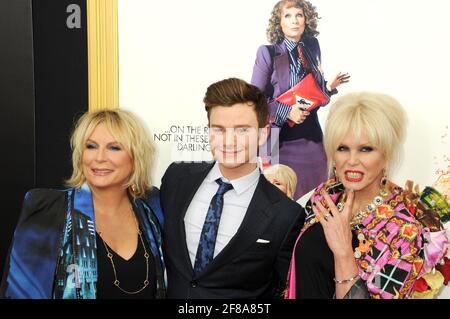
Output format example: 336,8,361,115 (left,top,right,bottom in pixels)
160,78,305,298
